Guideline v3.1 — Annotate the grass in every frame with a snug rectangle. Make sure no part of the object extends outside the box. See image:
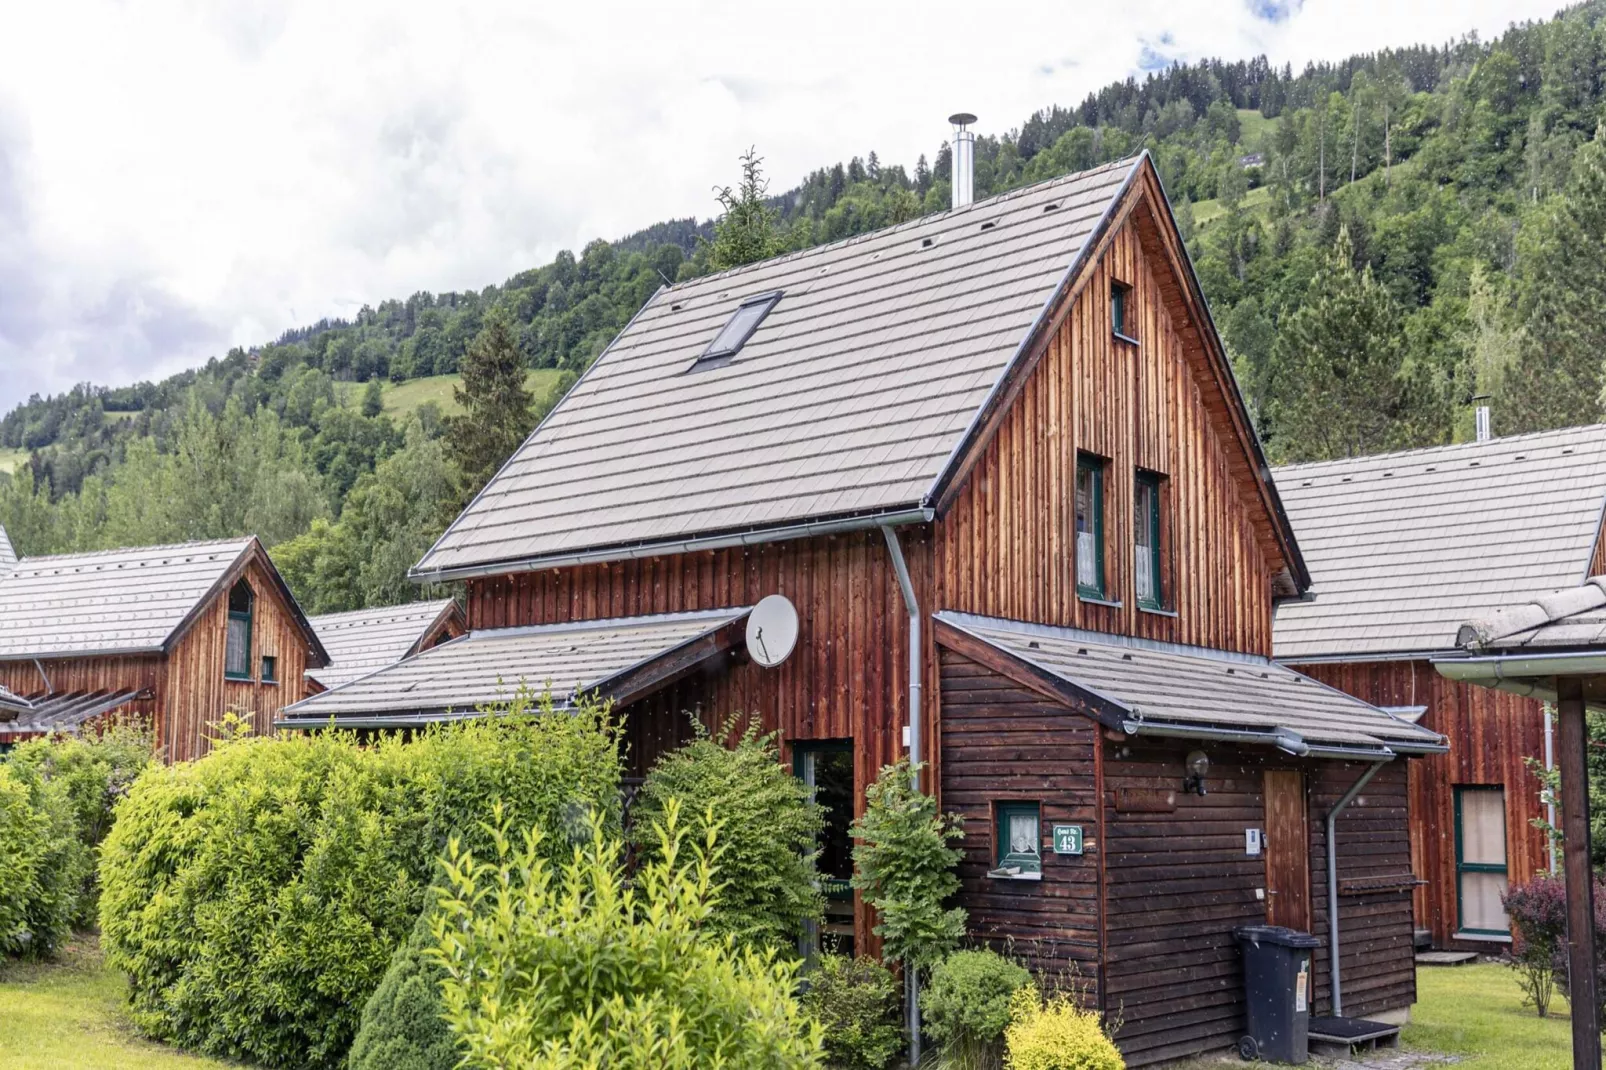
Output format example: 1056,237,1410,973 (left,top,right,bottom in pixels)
0,448,23,476
1403,961,1572,1069
1191,183,1272,230
0,937,231,1069
1237,108,1275,149
334,369,563,419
